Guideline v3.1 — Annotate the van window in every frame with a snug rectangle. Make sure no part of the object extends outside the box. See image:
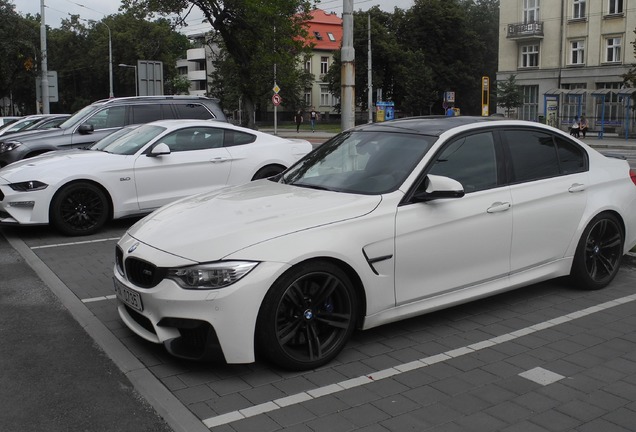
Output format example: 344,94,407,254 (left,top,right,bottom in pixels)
174,103,214,120
86,106,126,130
131,105,165,123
